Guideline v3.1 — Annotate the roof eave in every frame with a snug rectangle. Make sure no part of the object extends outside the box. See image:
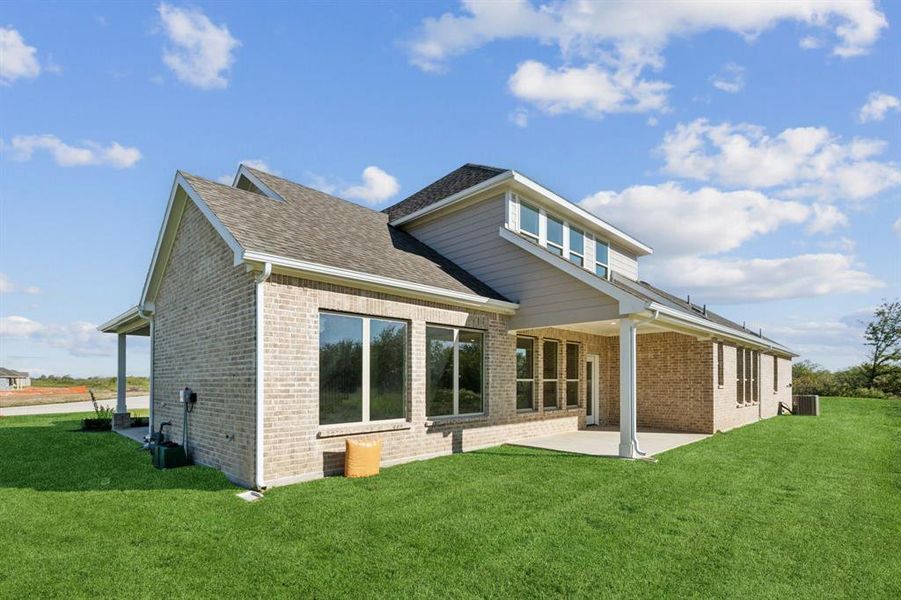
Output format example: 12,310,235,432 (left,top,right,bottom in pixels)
98,305,151,334
241,250,519,315
646,303,797,357
389,169,653,257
